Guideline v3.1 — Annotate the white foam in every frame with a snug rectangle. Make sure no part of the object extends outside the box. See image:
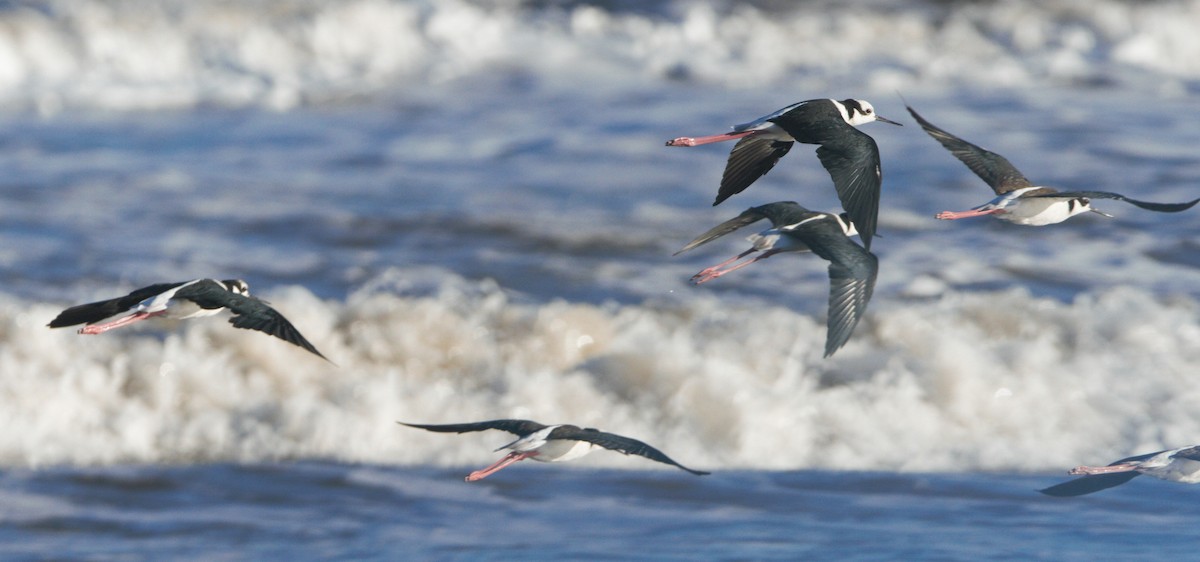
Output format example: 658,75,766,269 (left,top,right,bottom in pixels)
4,271,1197,473
0,0,1199,112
